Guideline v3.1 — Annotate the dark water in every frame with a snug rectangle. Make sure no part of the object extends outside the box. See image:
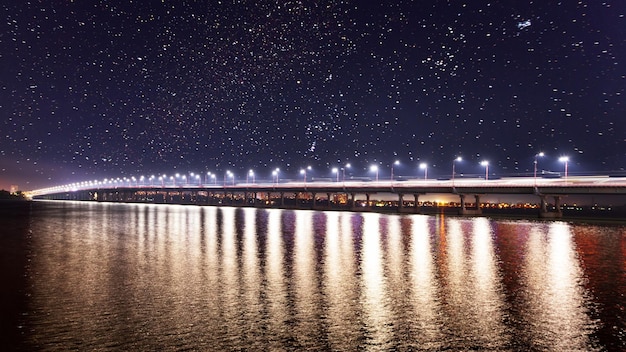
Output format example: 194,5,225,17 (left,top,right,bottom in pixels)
1,201,624,351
